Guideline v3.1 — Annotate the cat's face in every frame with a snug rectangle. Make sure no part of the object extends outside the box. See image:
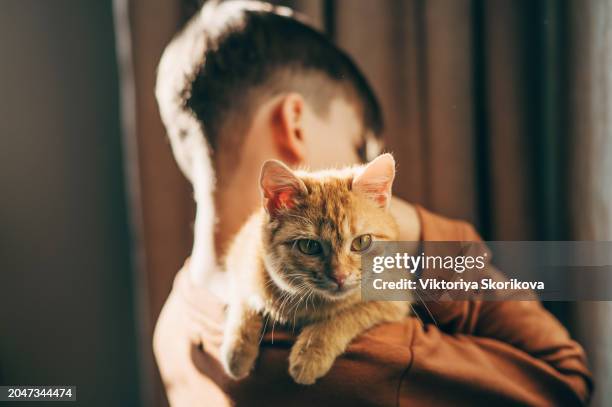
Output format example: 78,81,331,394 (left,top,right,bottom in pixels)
260,154,398,301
